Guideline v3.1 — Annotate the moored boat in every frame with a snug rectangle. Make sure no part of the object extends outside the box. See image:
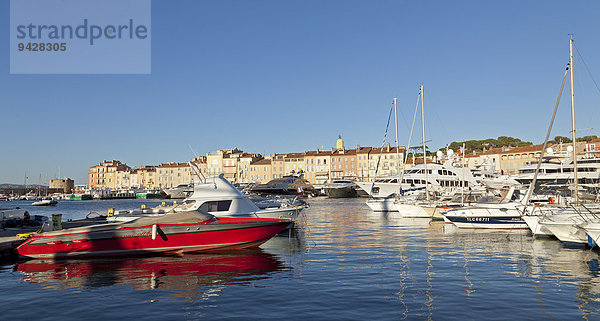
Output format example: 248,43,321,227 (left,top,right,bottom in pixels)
32,199,57,206
323,180,358,198
108,175,305,223
251,176,315,196
16,210,291,259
